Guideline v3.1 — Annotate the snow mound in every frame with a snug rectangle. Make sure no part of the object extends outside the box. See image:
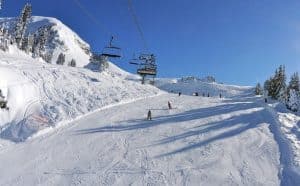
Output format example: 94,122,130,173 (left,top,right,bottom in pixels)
0,16,91,67
155,78,253,98
0,50,161,142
